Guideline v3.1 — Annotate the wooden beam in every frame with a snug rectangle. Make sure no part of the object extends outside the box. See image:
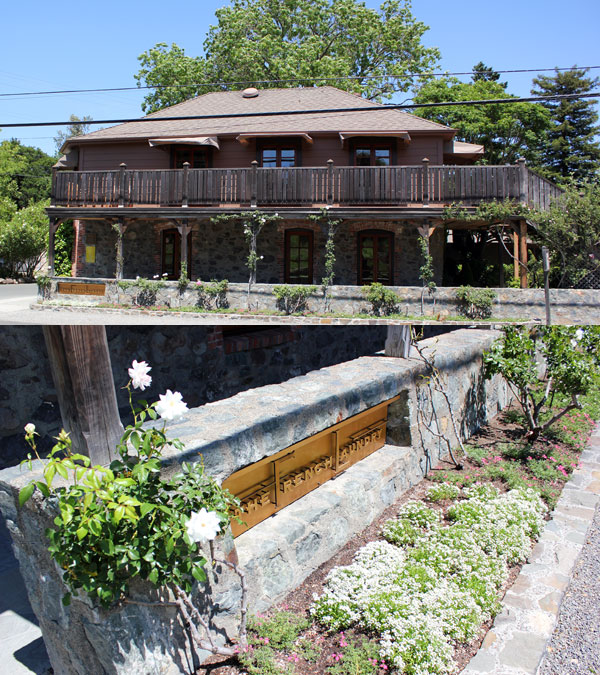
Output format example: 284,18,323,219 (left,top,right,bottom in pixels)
43,326,124,465
513,229,519,282
385,325,412,358
519,219,528,289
